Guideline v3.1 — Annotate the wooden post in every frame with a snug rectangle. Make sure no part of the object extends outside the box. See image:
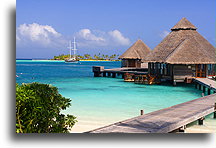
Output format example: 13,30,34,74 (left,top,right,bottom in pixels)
107,72,111,77
203,86,205,93
92,66,104,77
199,84,201,90
140,110,144,115
195,83,198,89
179,125,186,133
112,72,116,78
198,117,205,125
103,72,106,77
121,73,124,79
208,88,211,95
214,103,216,119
